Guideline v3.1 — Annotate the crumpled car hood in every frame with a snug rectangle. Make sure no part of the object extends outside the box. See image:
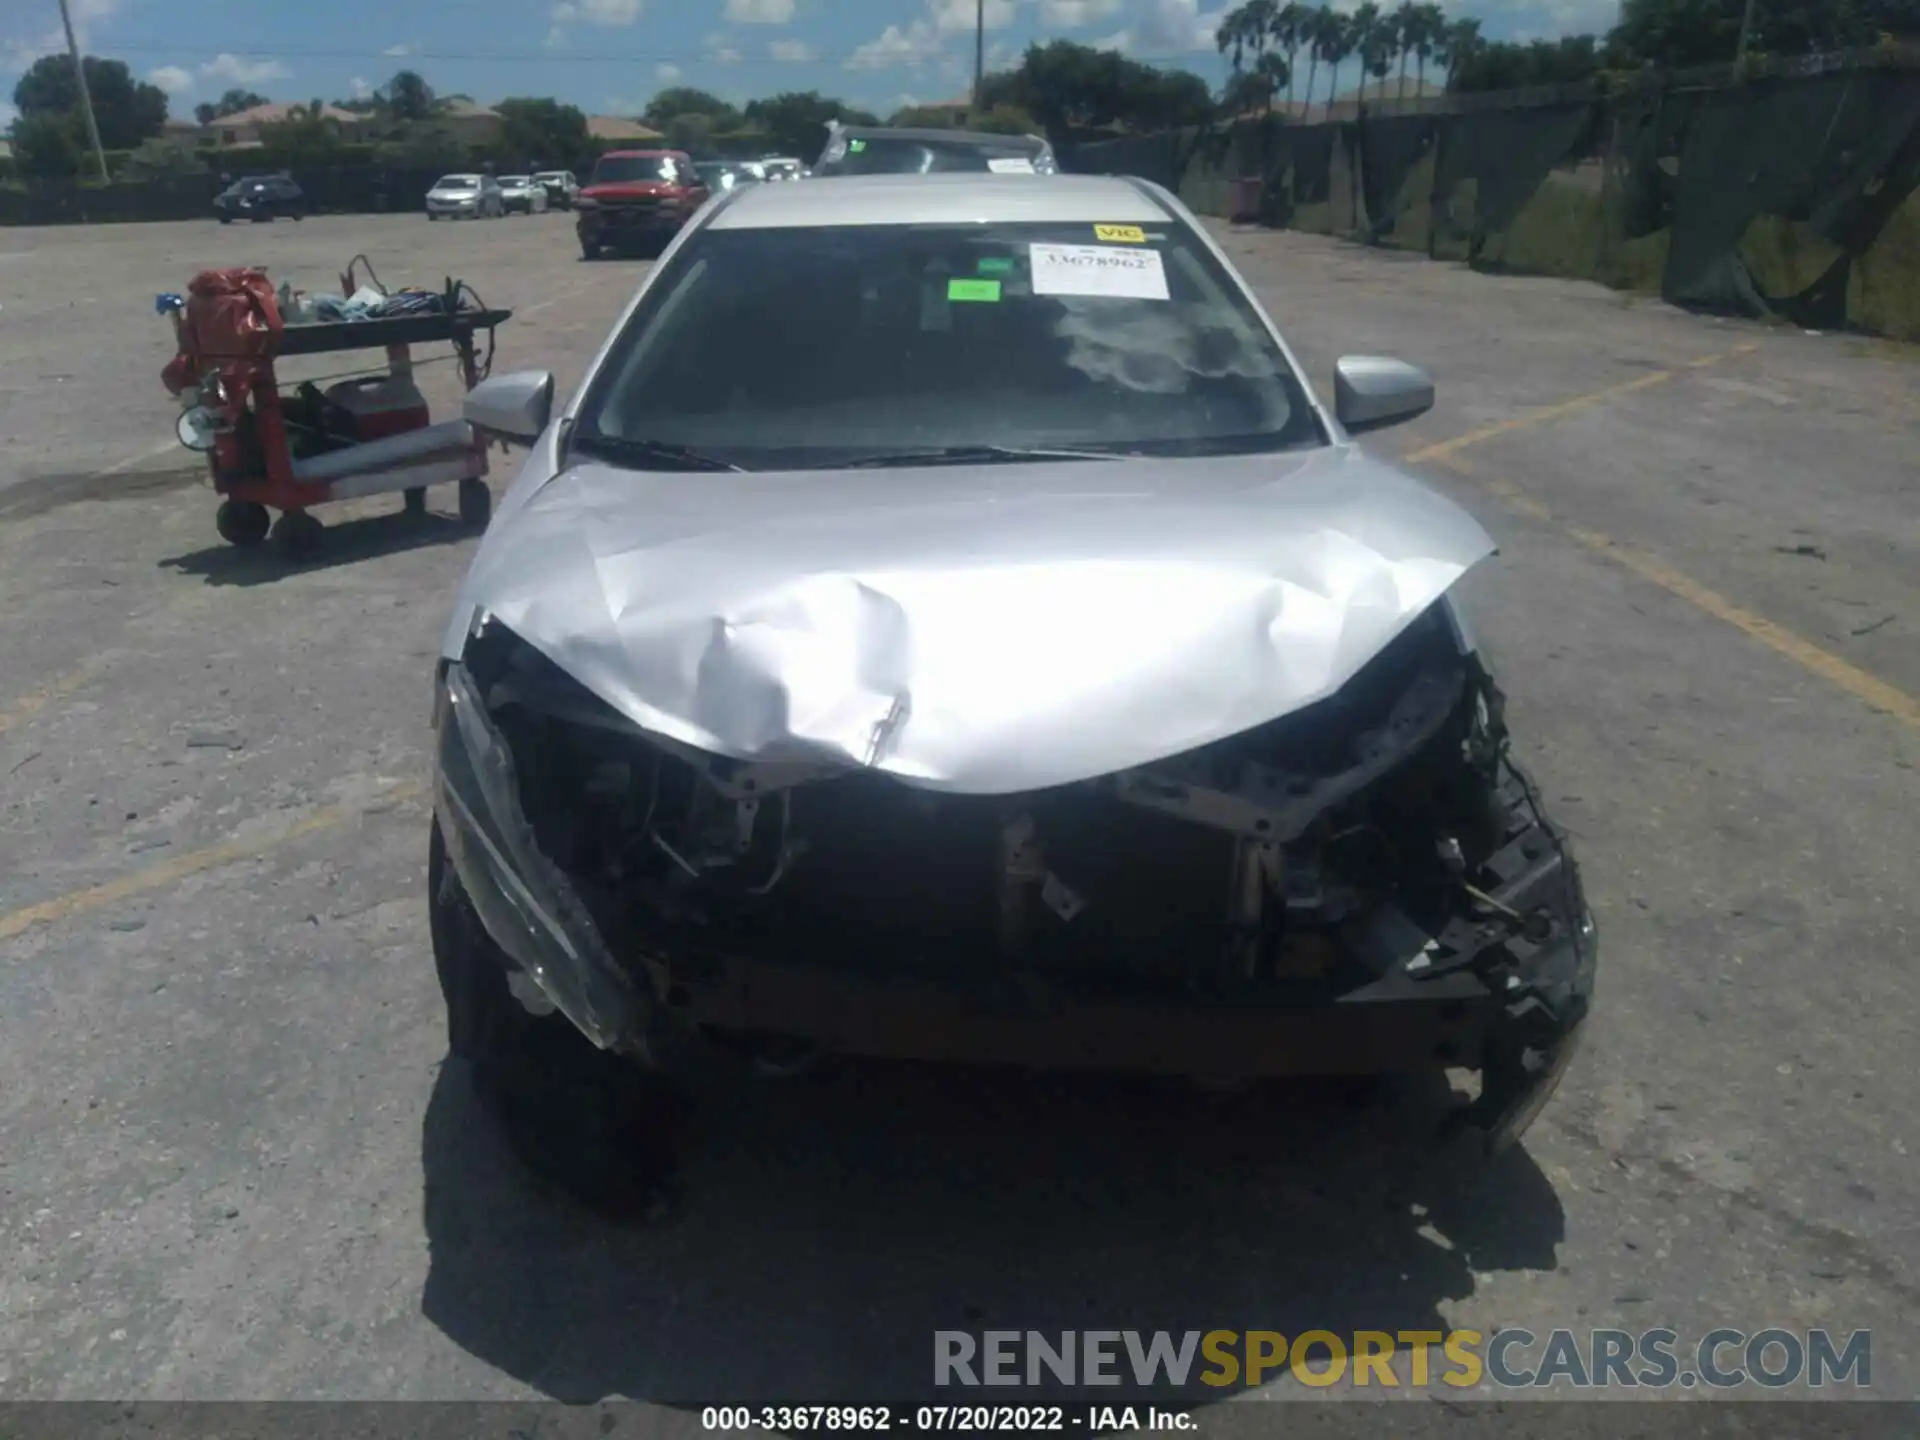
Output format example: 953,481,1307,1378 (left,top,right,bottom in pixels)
442,446,1495,795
